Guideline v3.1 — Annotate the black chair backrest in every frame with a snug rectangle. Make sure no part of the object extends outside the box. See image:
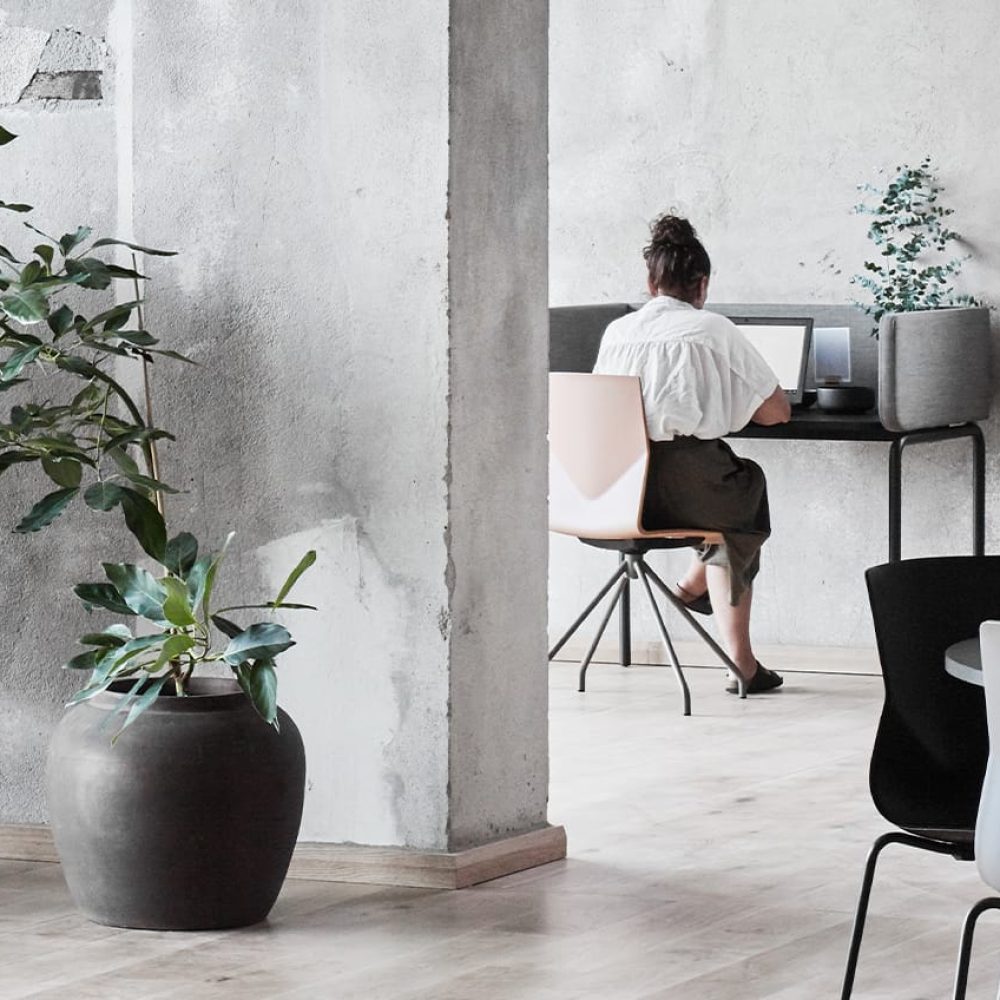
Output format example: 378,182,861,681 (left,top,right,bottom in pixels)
866,557,997,832
549,304,632,372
